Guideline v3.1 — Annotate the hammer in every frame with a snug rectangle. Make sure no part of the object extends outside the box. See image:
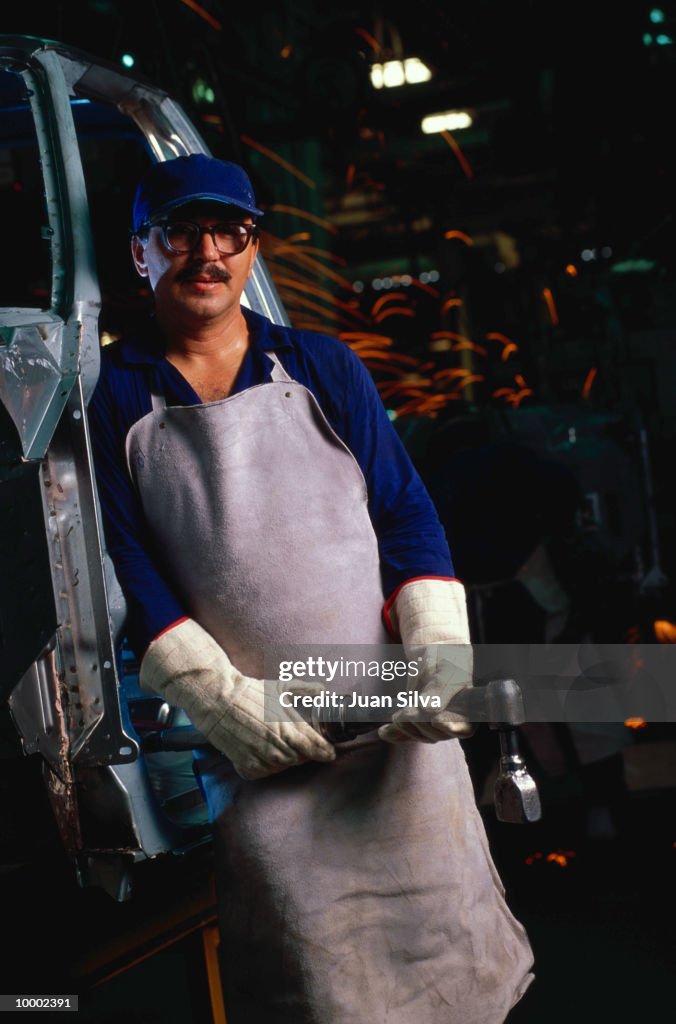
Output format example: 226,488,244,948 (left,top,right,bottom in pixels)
312,678,542,824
